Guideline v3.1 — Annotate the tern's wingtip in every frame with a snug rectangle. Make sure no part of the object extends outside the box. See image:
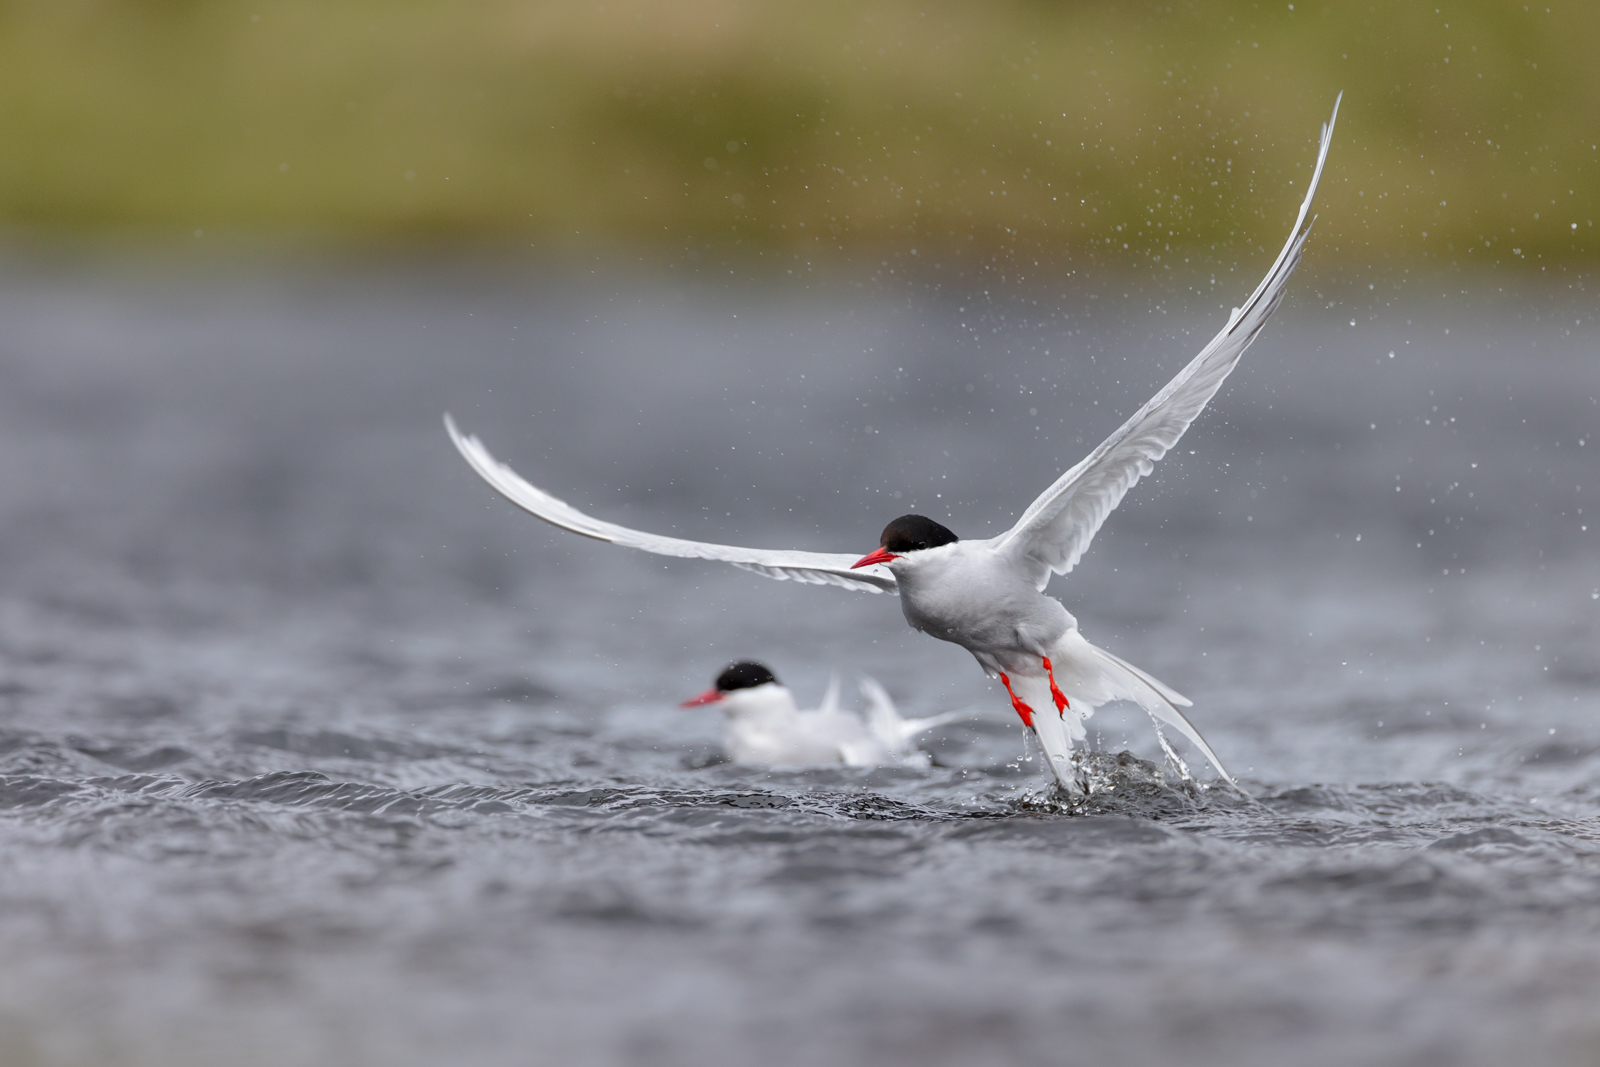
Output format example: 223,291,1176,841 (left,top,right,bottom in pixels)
443,411,475,449
443,412,484,463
